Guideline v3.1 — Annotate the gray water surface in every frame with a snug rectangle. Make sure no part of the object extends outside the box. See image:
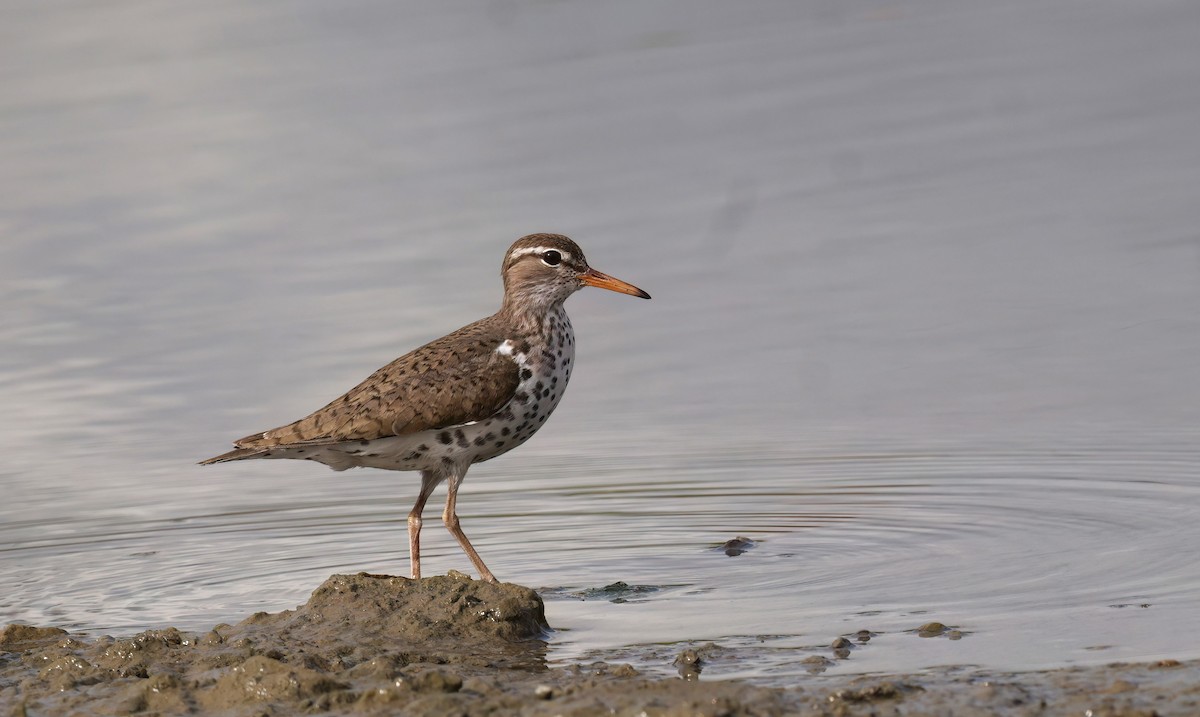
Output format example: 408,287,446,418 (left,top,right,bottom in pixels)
2,0,1199,684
